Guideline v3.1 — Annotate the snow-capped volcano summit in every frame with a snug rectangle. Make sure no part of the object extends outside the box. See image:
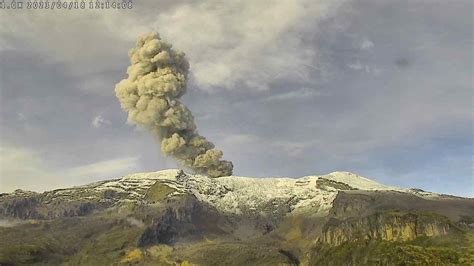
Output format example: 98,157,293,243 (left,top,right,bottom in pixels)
55,169,442,217
1,169,473,265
